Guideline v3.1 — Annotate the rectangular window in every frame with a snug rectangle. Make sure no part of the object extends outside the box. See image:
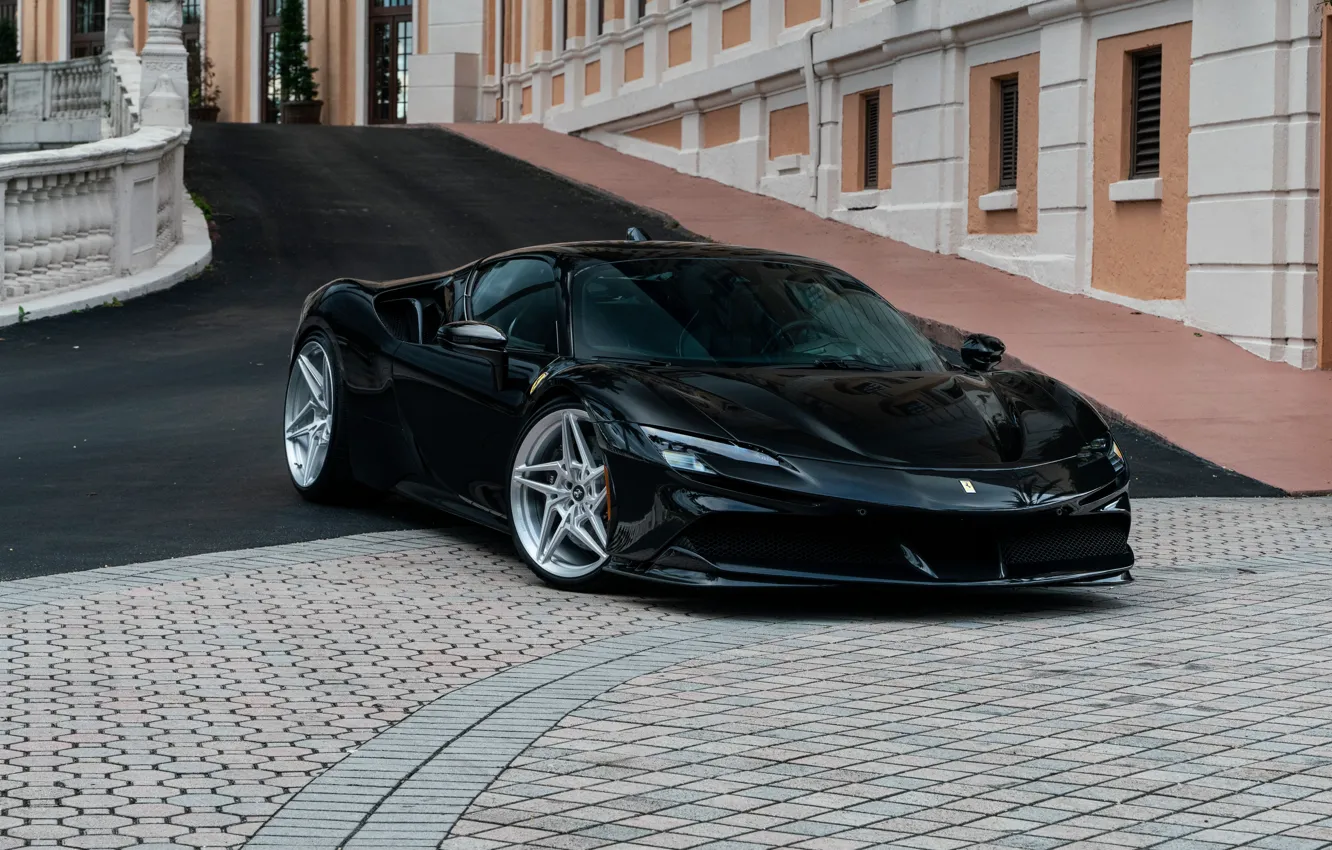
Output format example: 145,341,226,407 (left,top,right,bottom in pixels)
862,92,880,190
637,0,648,18
70,0,106,57
997,77,1019,190
1130,48,1162,178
